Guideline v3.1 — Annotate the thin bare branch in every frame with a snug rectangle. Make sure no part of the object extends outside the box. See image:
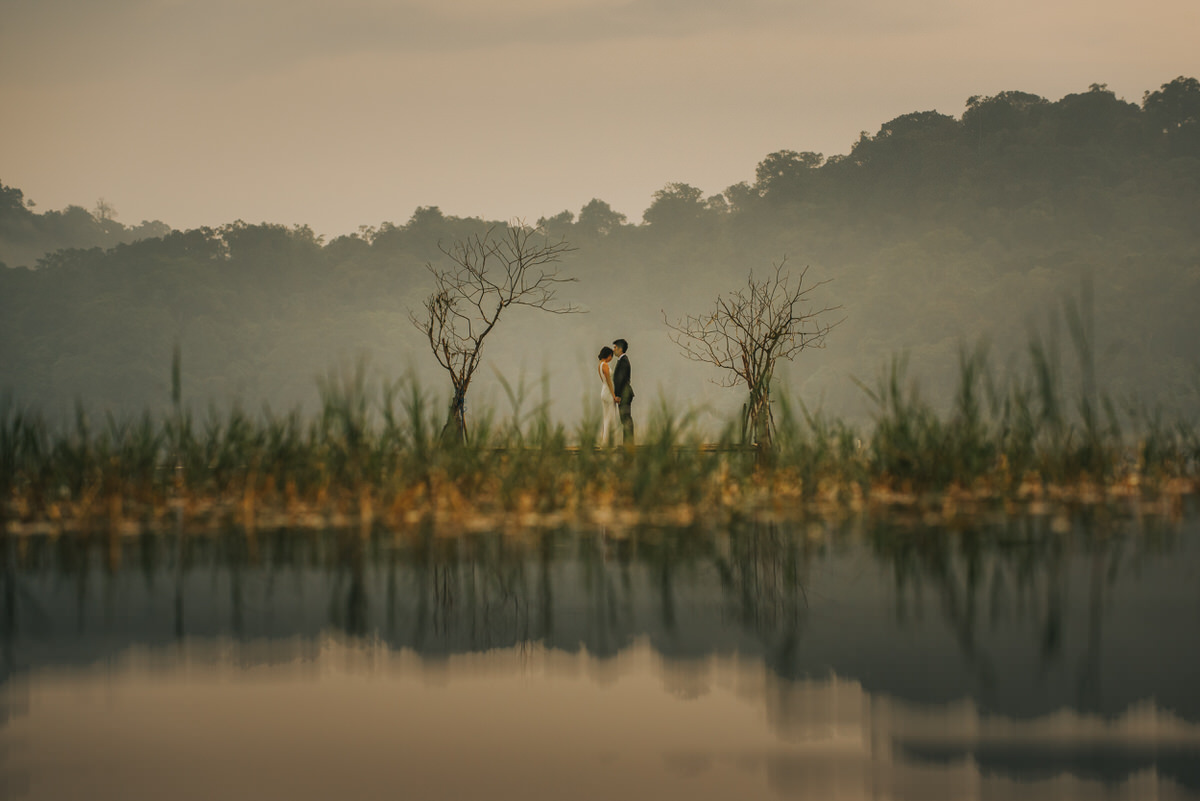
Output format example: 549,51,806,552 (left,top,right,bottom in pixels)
411,220,581,441
664,259,843,447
